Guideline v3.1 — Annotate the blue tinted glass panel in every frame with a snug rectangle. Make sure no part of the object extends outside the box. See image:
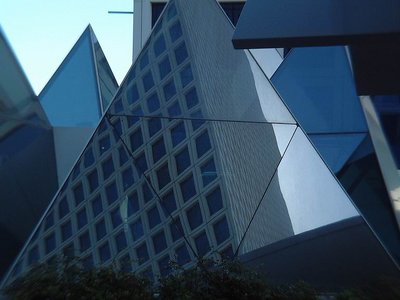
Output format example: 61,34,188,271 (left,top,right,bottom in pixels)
186,202,203,230
130,218,144,241
128,106,143,127
213,216,230,245
180,65,193,88
77,208,88,229
130,128,143,151
146,92,160,113
154,34,166,57
157,163,171,190
79,231,91,252
102,157,114,180
152,138,166,163
175,146,191,174
148,117,162,137
171,121,186,147
111,207,122,228
98,135,111,155
168,101,182,118
115,231,128,253
142,182,154,203
175,244,190,265
167,2,177,20
45,233,56,254
142,71,154,92
106,181,119,205
72,163,80,180
206,186,223,216
84,148,94,168
152,230,167,254
191,110,205,131
174,42,188,65
196,131,211,158
163,80,176,102
161,190,177,217
44,212,54,230
158,255,171,277
271,47,367,133
140,51,149,70
169,21,182,43
180,175,196,202
185,87,199,109
91,195,103,217
136,242,149,264
113,99,123,113
112,118,123,141
39,30,101,127
127,84,140,105
61,221,72,241
58,197,69,219
135,152,148,174
73,184,84,206
28,246,39,265
87,170,99,193
158,56,172,80
170,217,183,242
95,219,107,241
122,167,135,190
128,191,140,216
201,158,217,187
98,242,111,263
148,205,161,229
194,231,210,256
119,146,129,166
